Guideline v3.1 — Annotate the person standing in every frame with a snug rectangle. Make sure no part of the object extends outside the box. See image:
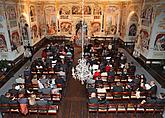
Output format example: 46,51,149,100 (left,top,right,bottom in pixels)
27,43,33,61
24,46,32,61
